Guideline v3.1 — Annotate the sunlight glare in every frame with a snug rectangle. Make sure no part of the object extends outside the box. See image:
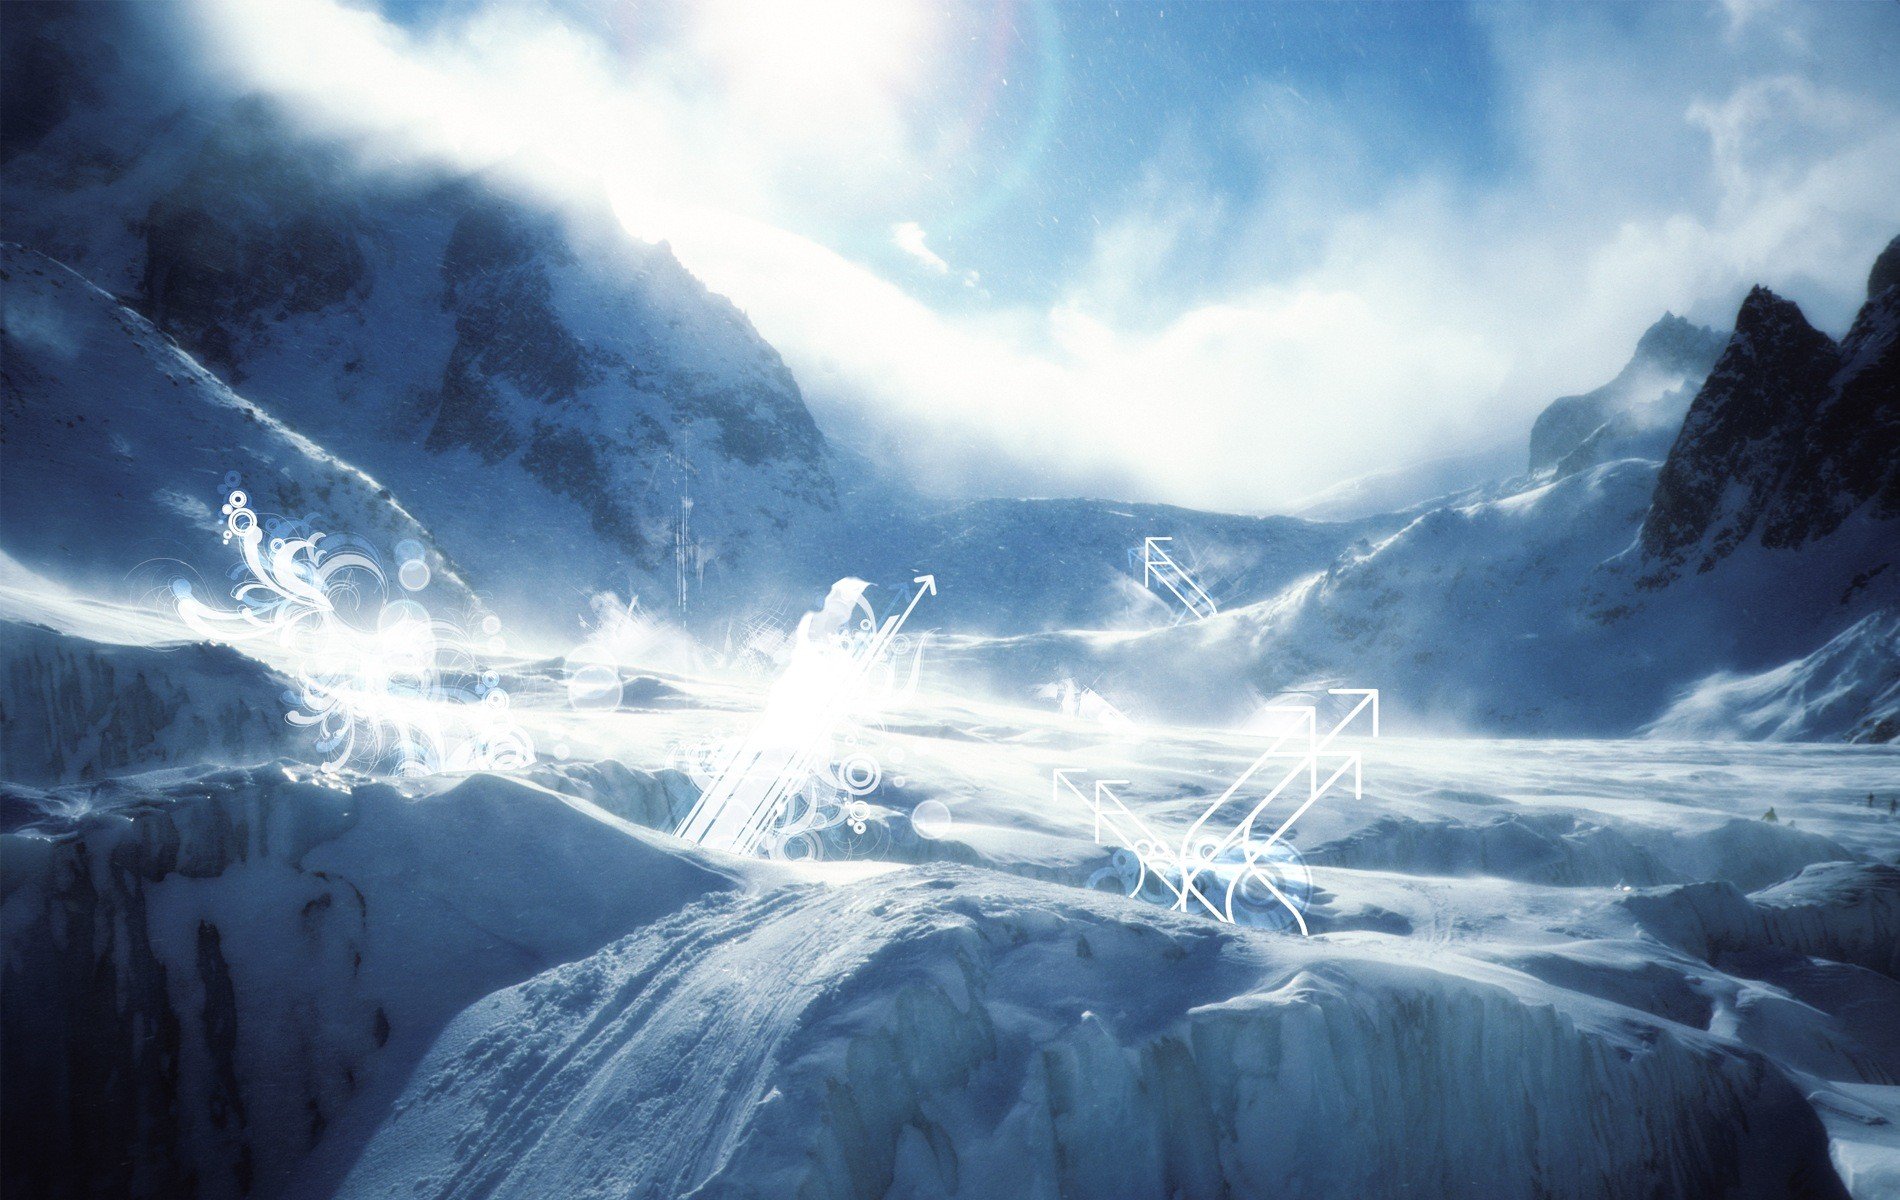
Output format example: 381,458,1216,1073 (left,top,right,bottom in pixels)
694,0,926,108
